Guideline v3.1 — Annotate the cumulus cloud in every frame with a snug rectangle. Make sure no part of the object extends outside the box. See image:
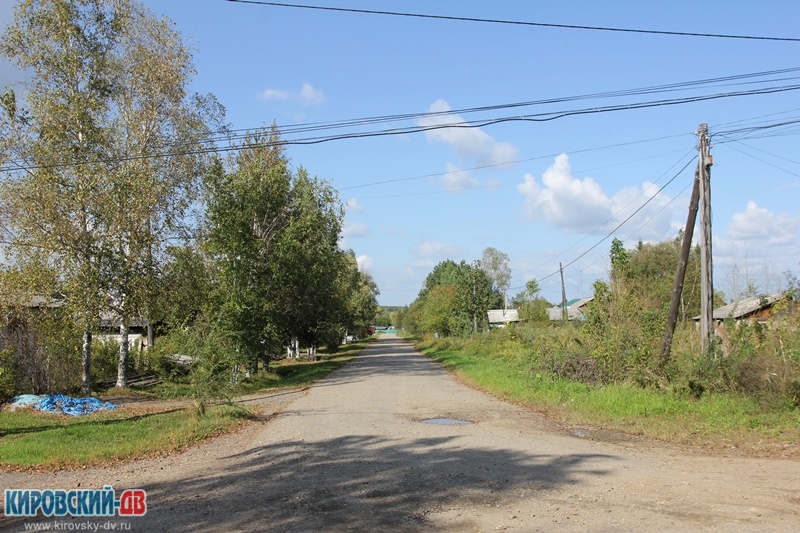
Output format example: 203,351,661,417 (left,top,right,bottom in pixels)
414,240,466,259
298,82,326,106
345,197,365,214
356,254,374,272
442,163,478,192
517,153,673,239
715,203,800,296
727,201,798,246
419,100,518,167
341,221,369,239
260,82,325,106
260,88,291,101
